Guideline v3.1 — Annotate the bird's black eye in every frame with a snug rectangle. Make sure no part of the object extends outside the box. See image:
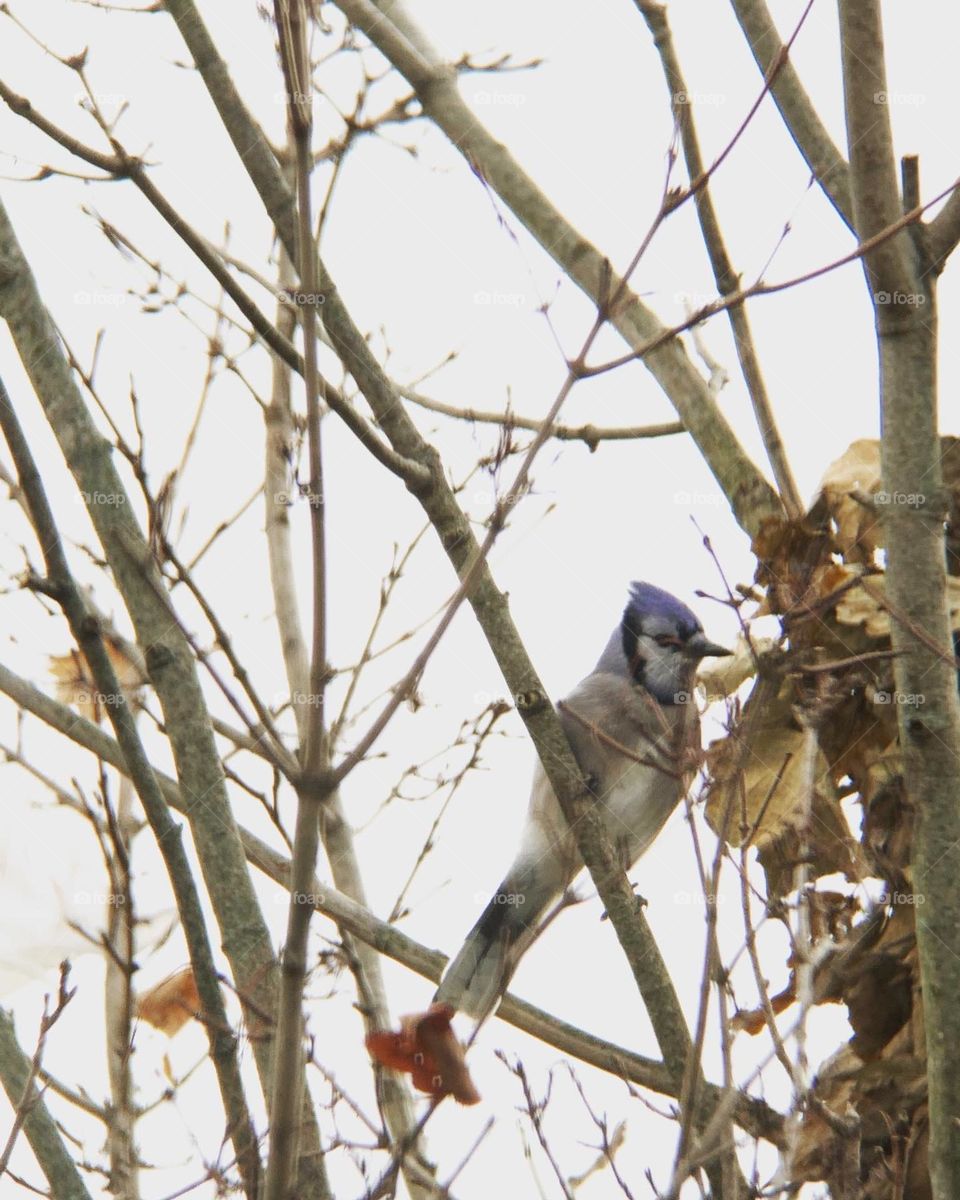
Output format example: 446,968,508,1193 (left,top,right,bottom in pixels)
654,633,682,649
